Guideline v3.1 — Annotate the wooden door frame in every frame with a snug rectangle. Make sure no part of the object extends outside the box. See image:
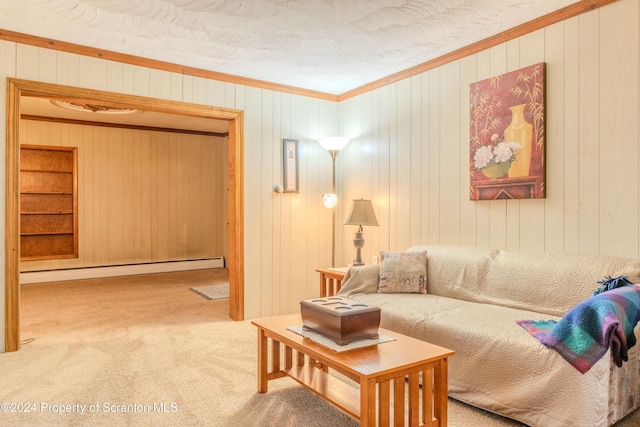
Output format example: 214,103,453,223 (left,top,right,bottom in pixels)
5,78,245,352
